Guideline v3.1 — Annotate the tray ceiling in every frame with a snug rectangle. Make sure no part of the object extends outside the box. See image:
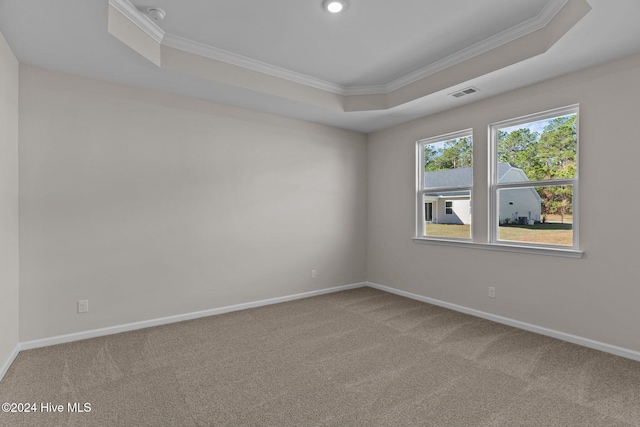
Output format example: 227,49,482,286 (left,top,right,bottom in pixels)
2,0,640,132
